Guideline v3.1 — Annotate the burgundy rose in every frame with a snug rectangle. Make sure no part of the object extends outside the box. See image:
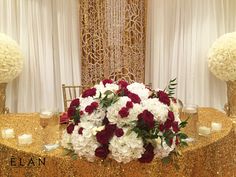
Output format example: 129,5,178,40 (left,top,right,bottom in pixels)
96,124,116,145
78,127,84,135
157,91,170,106
138,110,155,129
60,112,69,124
163,119,172,130
95,145,110,159
66,123,74,134
138,143,154,163
82,88,97,98
105,124,117,134
102,117,109,125
128,92,141,104
67,106,76,117
102,79,113,86
70,98,80,107
126,101,133,109
118,107,129,118
115,128,124,137
172,121,179,133
172,98,177,103
85,105,94,114
118,80,129,88
91,102,99,109
159,123,165,131
168,111,175,122
96,129,110,145
79,110,84,116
